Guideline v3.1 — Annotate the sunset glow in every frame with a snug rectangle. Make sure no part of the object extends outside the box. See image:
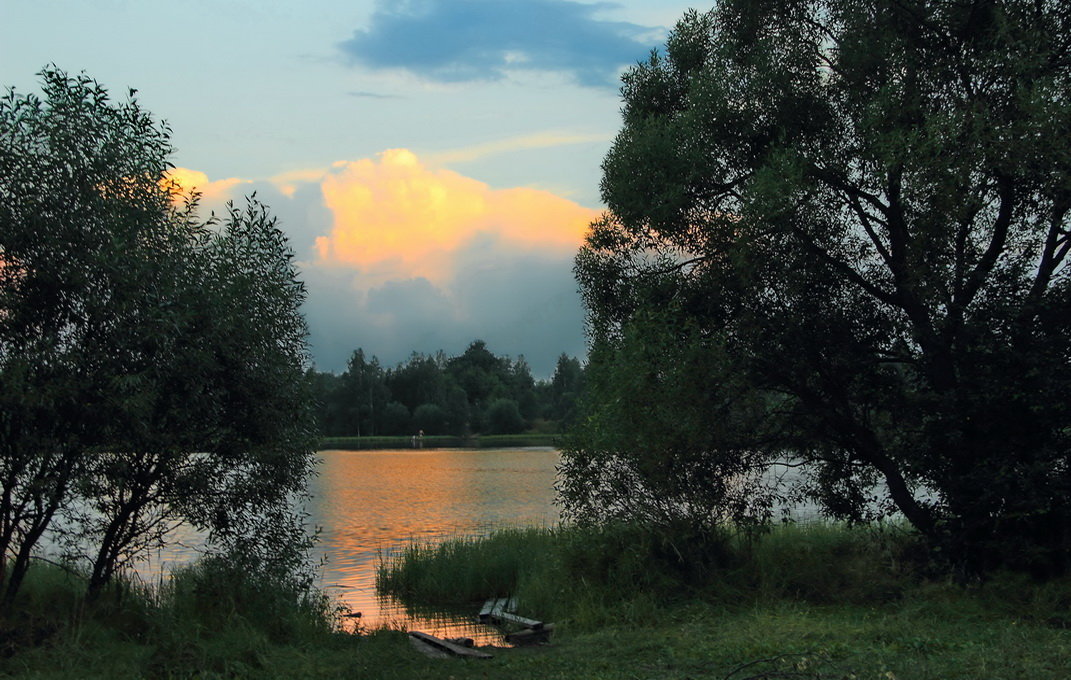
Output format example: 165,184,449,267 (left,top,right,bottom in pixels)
314,149,599,282
163,167,248,203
